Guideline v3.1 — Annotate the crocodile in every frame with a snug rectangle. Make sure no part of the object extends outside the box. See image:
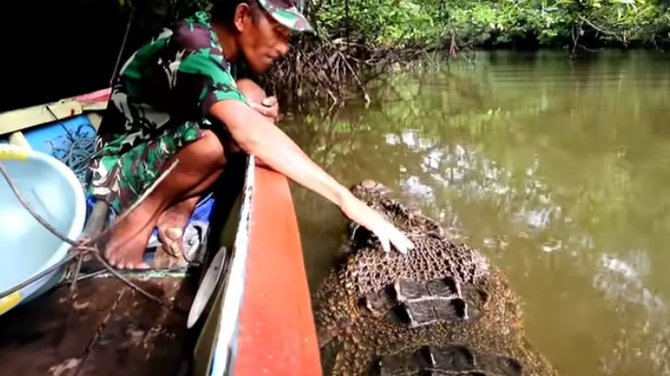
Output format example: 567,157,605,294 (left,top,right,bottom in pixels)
311,180,559,376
